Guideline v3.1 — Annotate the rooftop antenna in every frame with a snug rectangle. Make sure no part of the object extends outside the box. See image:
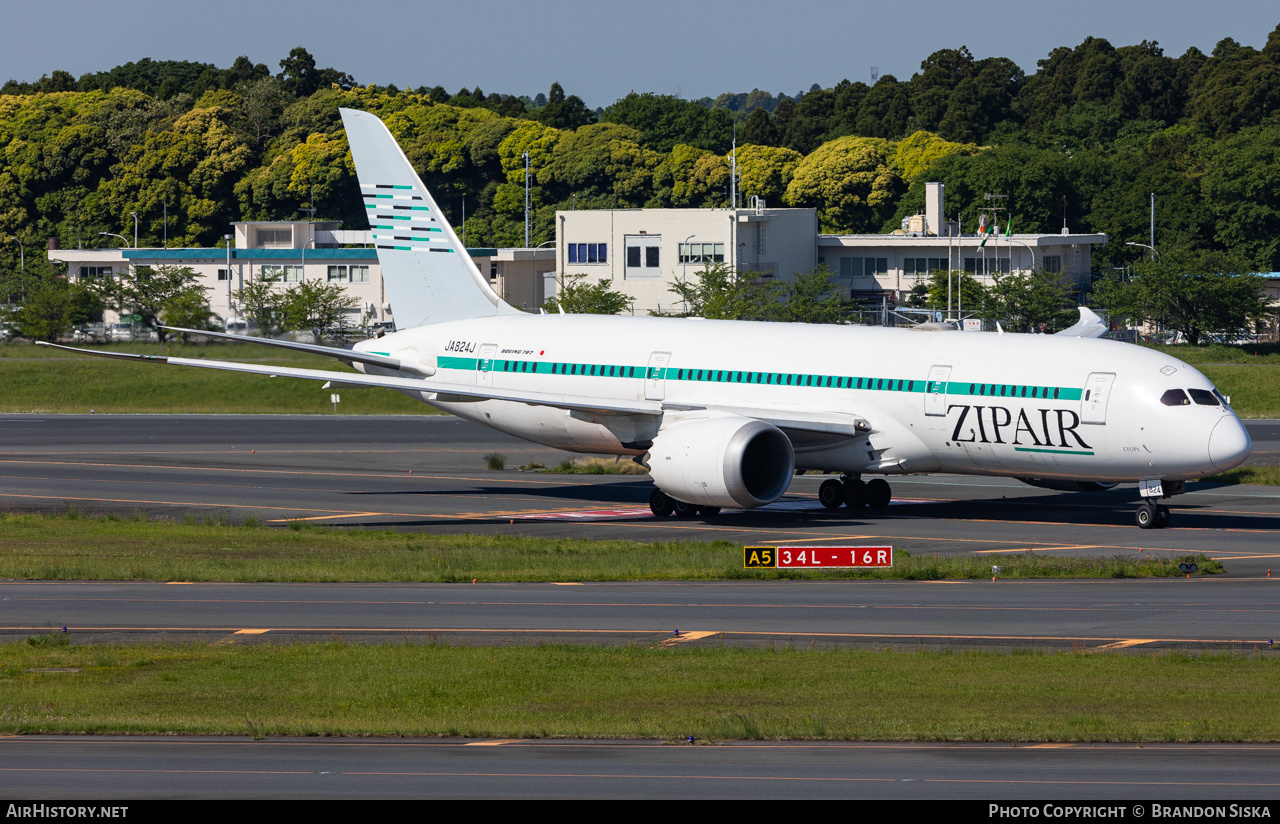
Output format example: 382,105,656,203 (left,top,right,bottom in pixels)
870,66,880,83
302,183,317,221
